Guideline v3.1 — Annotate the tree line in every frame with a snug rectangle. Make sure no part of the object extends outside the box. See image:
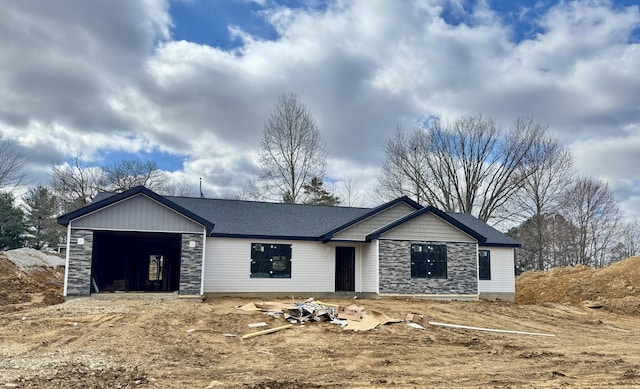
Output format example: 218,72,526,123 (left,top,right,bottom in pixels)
376,114,632,271
1,93,637,270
